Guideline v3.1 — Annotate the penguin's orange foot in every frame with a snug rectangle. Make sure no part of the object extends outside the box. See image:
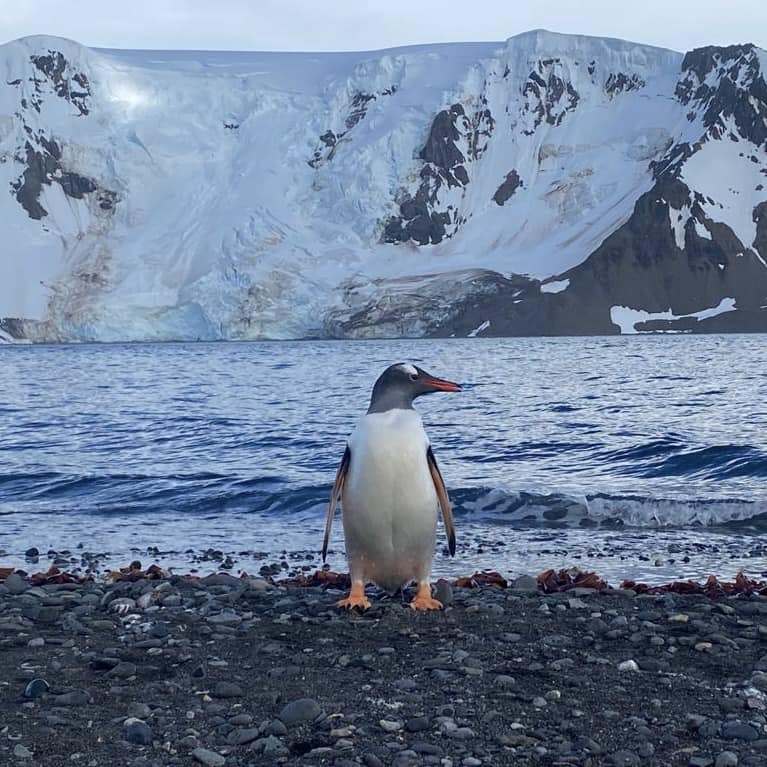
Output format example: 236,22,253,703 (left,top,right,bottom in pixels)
336,594,372,610
336,582,371,610
410,594,443,611
410,583,443,611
